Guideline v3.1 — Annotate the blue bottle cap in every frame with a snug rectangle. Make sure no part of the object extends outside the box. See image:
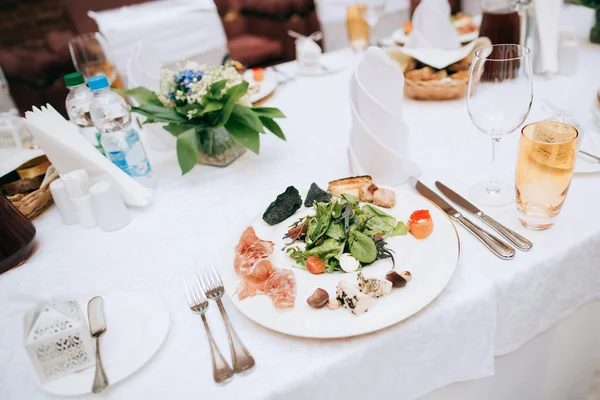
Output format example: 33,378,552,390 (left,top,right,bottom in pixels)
88,75,110,91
